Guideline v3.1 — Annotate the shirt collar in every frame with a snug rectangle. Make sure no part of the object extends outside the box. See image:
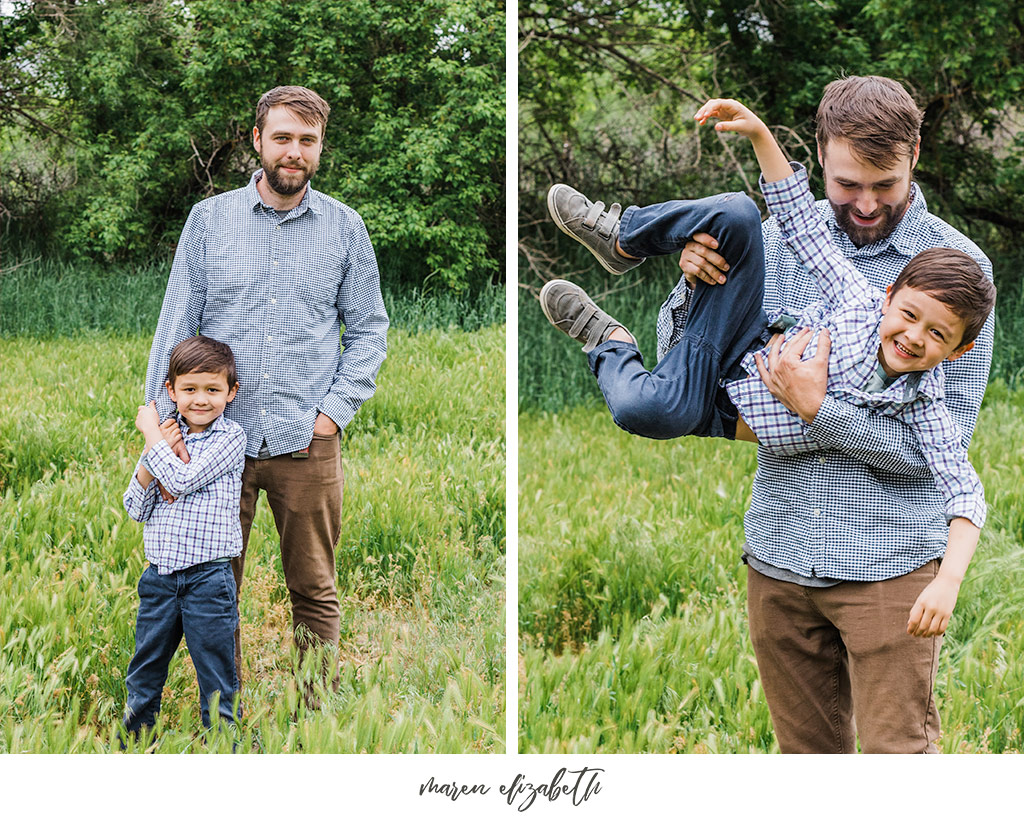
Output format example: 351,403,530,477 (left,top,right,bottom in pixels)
246,169,321,217
827,182,925,259
176,410,229,440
